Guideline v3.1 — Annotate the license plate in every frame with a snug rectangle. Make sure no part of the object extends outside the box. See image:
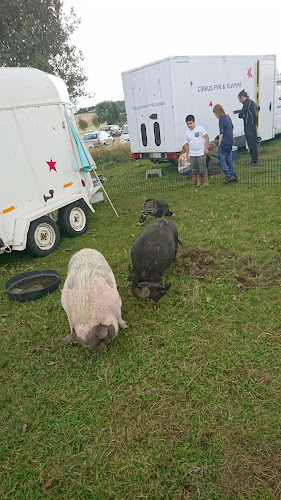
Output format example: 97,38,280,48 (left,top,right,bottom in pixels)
150,153,161,158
